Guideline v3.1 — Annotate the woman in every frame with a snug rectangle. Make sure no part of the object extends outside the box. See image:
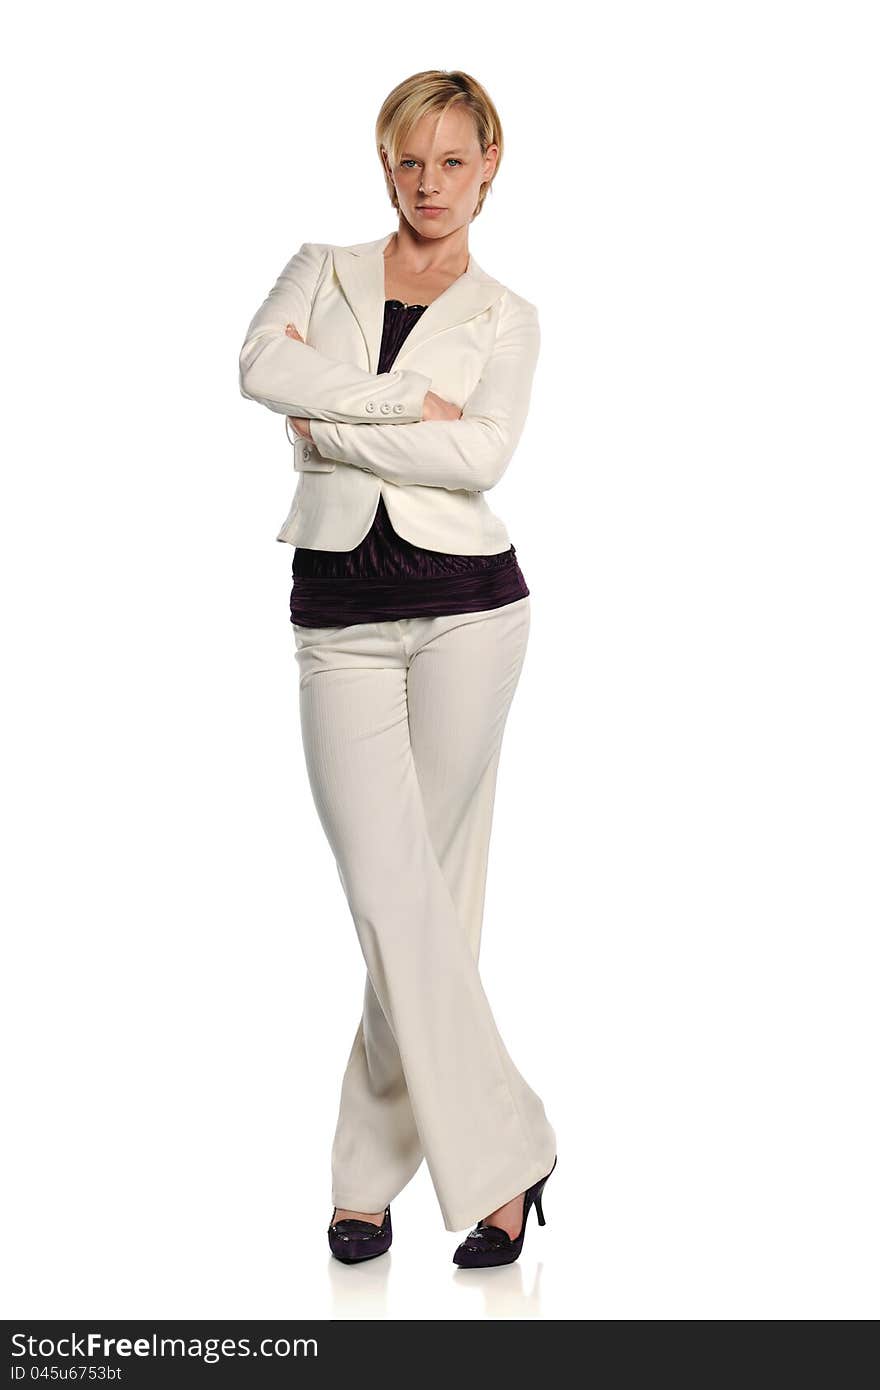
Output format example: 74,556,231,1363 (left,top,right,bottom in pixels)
239,69,557,1269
